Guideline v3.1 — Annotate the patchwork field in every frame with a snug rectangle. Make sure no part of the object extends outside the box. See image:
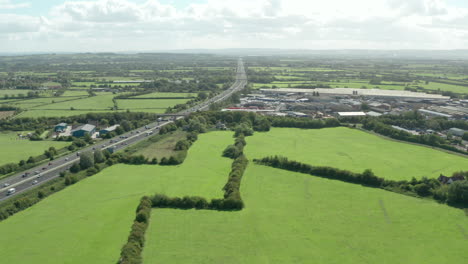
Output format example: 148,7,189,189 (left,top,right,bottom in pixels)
0,132,69,165
0,131,233,264
246,127,467,180
143,164,468,264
